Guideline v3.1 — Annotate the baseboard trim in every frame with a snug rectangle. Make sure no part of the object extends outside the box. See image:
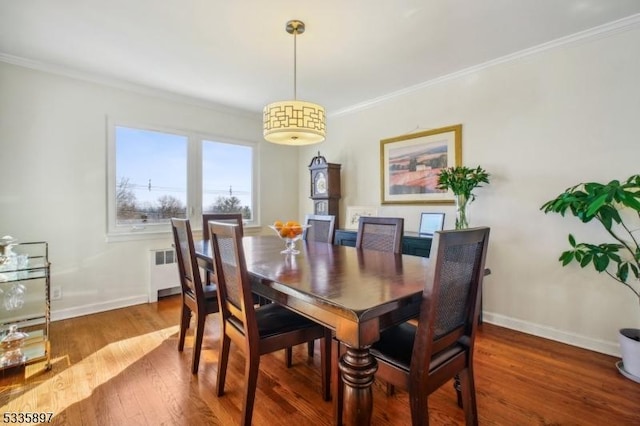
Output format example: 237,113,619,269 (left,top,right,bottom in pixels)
483,311,620,357
51,295,149,322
